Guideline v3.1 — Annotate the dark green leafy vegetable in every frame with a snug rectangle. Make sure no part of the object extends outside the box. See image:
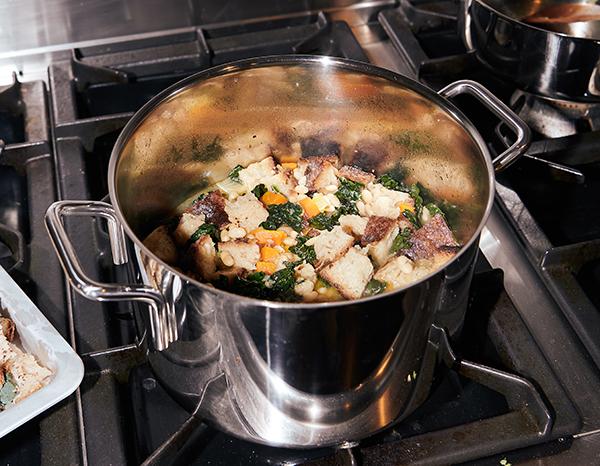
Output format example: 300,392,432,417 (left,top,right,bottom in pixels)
229,263,299,301
0,373,17,407
190,223,220,244
335,177,363,215
267,262,299,301
252,183,267,199
364,279,387,297
261,202,304,232
402,210,420,229
408,184,424,220
390,227,412,254
425,203,445,218
309,210,341,231
228,165,243,183
289,236,316,264
191,136,224,162
377,168,407,192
